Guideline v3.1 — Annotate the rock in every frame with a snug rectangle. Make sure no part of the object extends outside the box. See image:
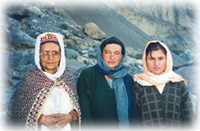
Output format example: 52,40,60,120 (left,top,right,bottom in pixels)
179,49,195,64
77,56,97,66
174,64,198,94
27,6,45,17
65,48,80,59
32,19,38,23
83,22,106,40
61,3,150,50
131,3,194,28
108,4,194,53
79,49,89,57
6,7,29,21
66,58,86,72
128,65,143,75
7,51,34,89
171,51,188,68
124,56,142,67
61,30,71,38
126,47,143,59
7,51,34,70
59,22,69,30
7,29,35,48
6,17,21,30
